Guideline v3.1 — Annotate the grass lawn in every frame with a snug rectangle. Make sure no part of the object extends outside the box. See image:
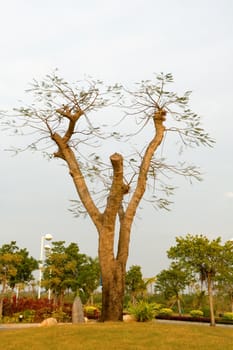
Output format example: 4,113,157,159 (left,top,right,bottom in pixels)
0,322,232,350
